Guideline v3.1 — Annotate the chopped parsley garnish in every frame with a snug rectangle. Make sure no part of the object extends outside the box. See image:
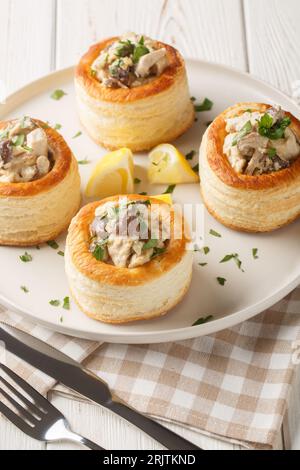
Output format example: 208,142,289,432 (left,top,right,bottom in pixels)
143,239,158,251
72,131,82,139
58,251,65,257
63,296,70,310
12,134,25,147
209,229,221,238
190,97,196,102
139,192,148,196
202,246,210,255
198,263,208,267
115,39,135,58
206,120,213,127
49,300,60,307
258,113,291,140
21,286,29,293
232,120,252,146
194,98,214,112
77,157,91,165
268,148,277,159
192,163,199,173
151,247,166,259
163,184,176,194
132,38,150,64
134,178,141,184
53,123,62,130
20,252,32,263
220,253,244,271
92,245,106,261
186,150,196,160
193,315,214,326
252,248,259,259
51,89,67,100
217,277,227,286
47,240,59,250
